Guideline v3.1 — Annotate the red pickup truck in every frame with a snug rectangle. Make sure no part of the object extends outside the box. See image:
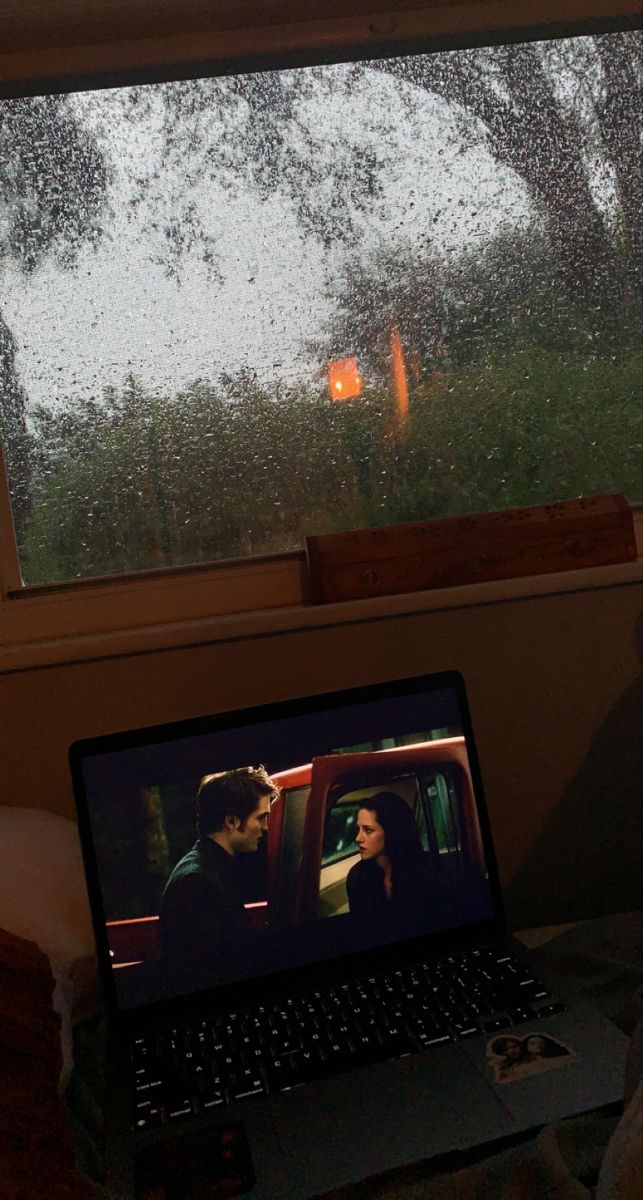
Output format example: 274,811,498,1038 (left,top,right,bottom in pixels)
266,736,485,927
